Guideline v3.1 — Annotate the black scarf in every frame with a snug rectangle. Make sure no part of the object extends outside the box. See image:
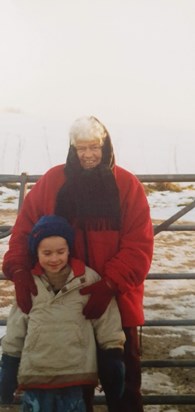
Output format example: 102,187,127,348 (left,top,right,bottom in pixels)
55,134,121,231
